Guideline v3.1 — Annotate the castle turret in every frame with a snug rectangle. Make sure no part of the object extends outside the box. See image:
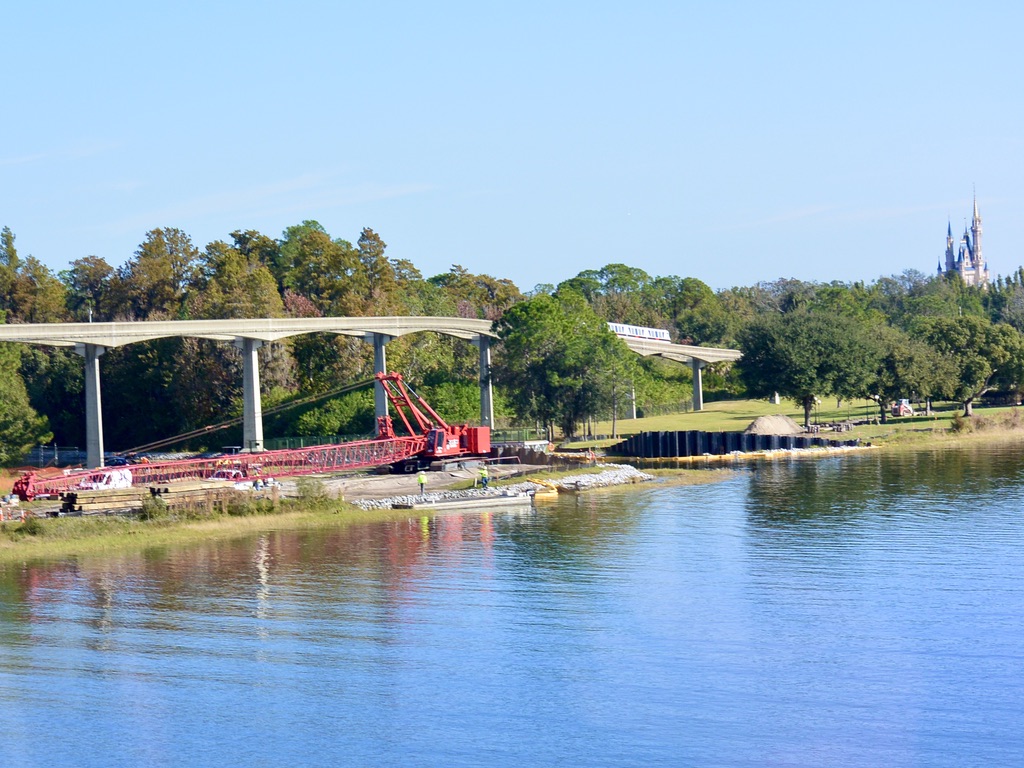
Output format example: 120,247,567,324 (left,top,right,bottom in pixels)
940,195,989,288
945,221,955,272
971,195,983,269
